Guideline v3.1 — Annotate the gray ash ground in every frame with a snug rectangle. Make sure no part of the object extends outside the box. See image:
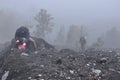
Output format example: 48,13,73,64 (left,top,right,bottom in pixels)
0,38,120,80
